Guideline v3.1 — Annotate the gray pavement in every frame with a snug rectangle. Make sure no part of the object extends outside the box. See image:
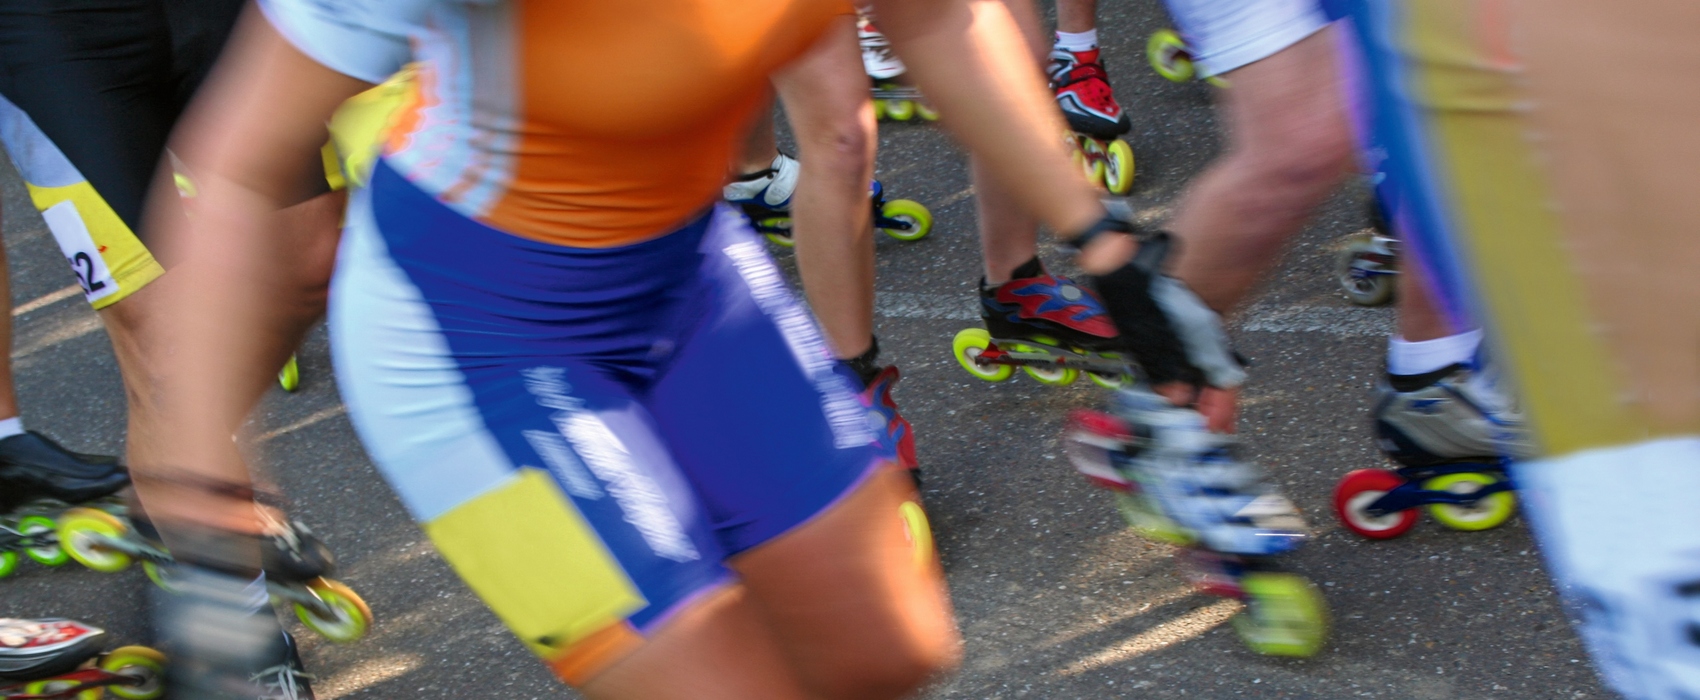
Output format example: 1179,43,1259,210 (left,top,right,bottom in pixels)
0,1,1609,697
